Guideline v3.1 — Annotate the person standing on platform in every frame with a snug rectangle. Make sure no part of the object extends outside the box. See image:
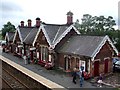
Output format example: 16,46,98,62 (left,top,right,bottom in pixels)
79,66,84,87
72,68,77,84
97,74,103,87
